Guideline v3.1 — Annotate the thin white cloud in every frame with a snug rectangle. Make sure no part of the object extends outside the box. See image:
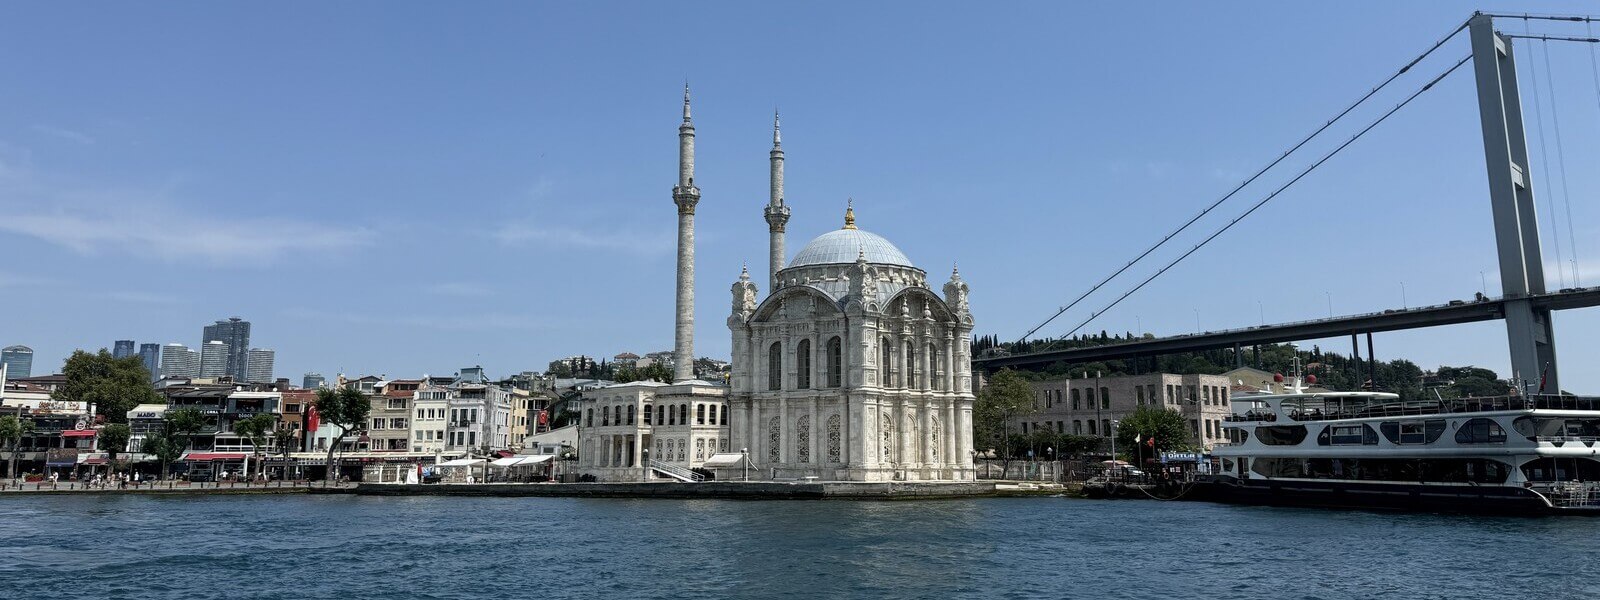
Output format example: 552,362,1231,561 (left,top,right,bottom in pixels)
282,307,547,333
0,146,374,266
492,222,674,256
105,290,183,305
425,282,492,297
0,211,374,266
32,124,95,145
